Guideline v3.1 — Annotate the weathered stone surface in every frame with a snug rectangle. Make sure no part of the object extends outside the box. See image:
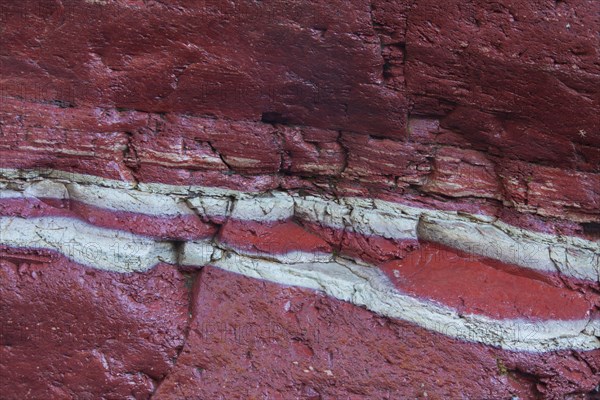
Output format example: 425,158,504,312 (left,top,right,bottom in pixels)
497,161,600,222
279,126,346,177
0,249,189,399
3,97,598,229
219,219,332,257
421,147,501,200
405,0,600,170
299,220,419,265
340,131,430,189
154,266,600,399
2,173,597,282
0,0,406,136
0,196,215,241
2,0,600,398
